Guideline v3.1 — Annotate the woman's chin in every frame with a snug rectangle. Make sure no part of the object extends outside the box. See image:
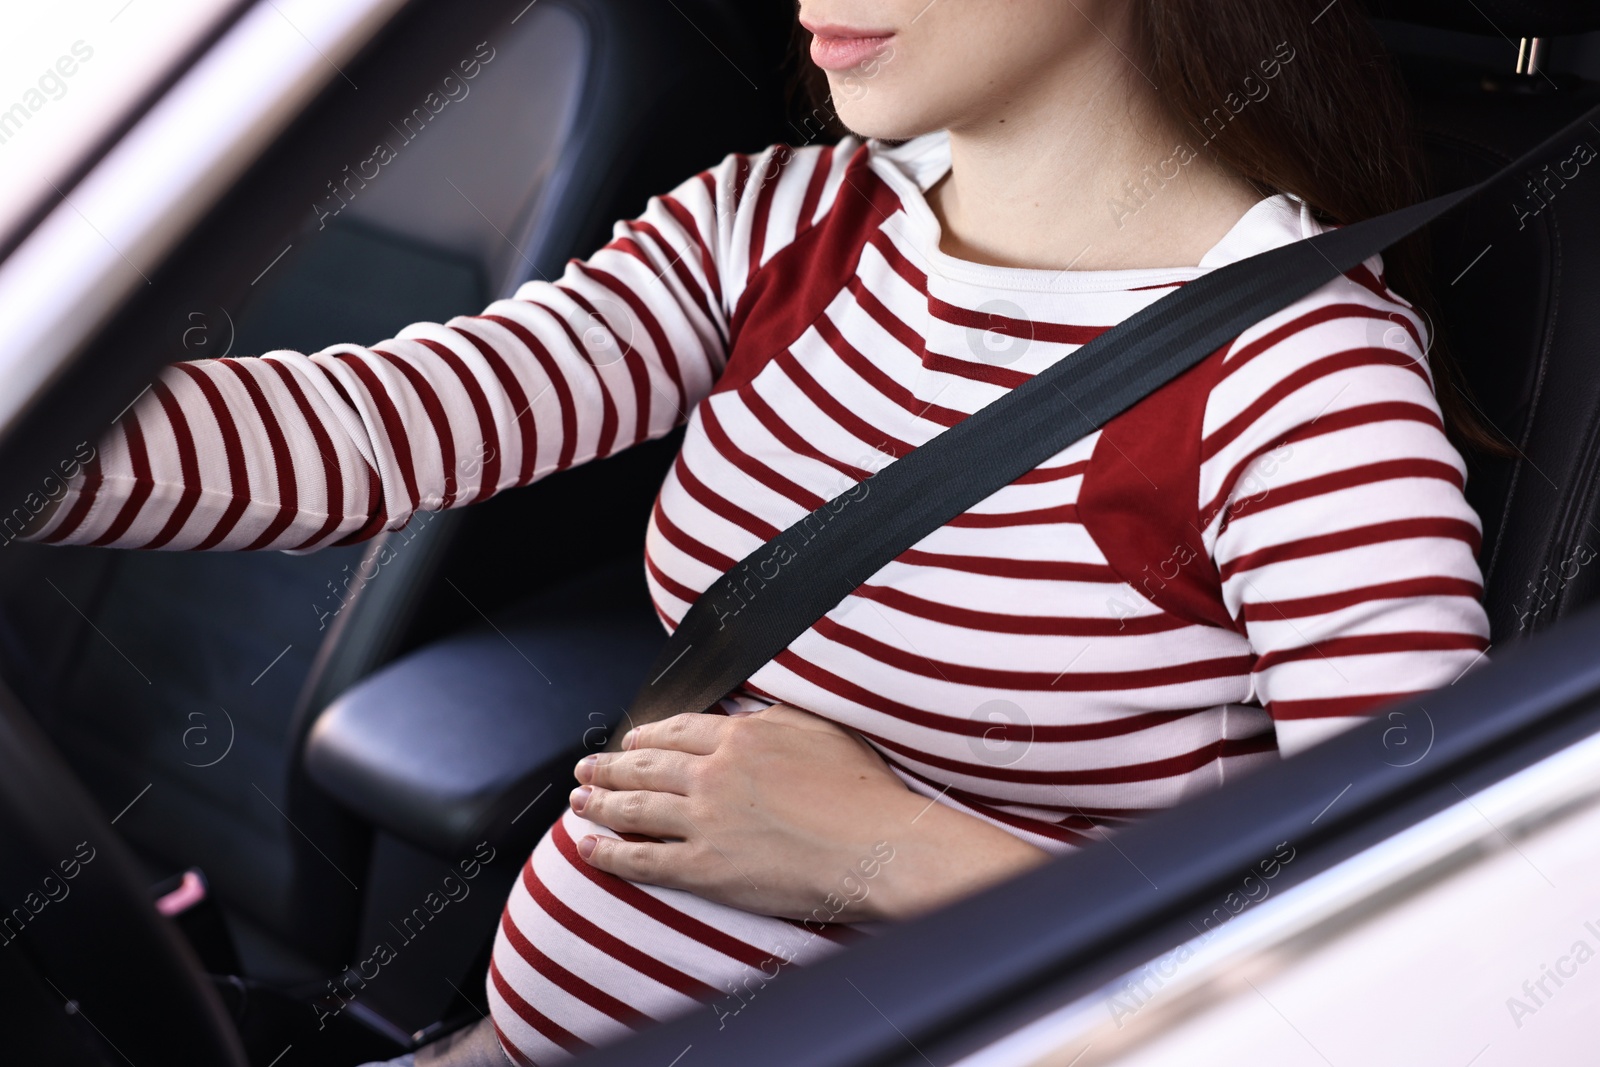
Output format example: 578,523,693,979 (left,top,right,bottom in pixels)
829,102,940,144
